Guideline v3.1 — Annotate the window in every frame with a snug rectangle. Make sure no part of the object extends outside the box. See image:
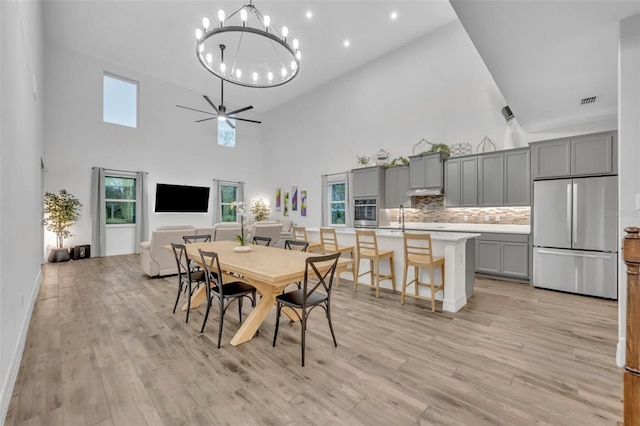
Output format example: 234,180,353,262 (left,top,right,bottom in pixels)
105,176,136,224
103,73,138,128
329,182,346,225
220,183,239,222
218,119,236,147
